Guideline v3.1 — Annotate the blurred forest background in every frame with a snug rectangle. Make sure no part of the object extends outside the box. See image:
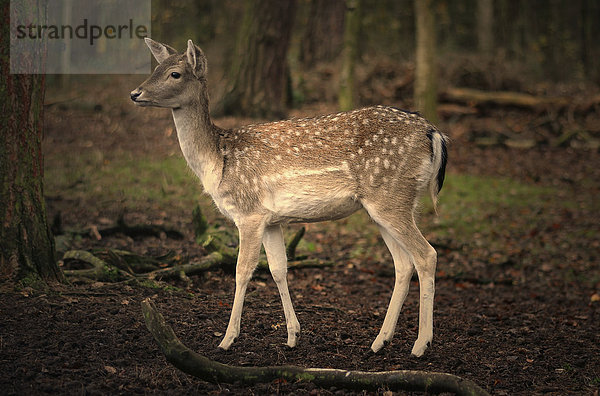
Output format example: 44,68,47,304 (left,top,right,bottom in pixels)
149,0,600,101
45,0,600,127
153,0,600,82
